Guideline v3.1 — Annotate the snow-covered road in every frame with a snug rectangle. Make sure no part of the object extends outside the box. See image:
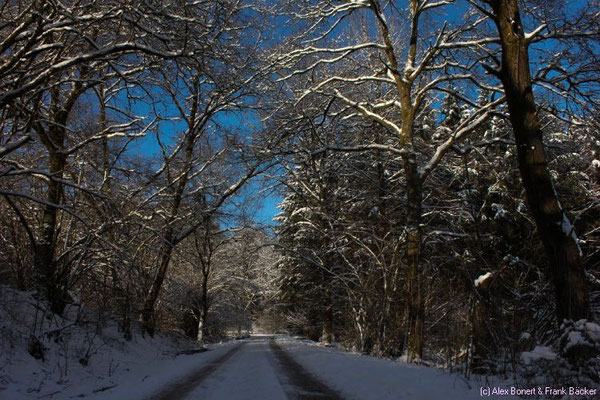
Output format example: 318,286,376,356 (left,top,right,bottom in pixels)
142,336,514,400
1,332,517,399
187,340,289,400
149,336,343,400
1,289,519,400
